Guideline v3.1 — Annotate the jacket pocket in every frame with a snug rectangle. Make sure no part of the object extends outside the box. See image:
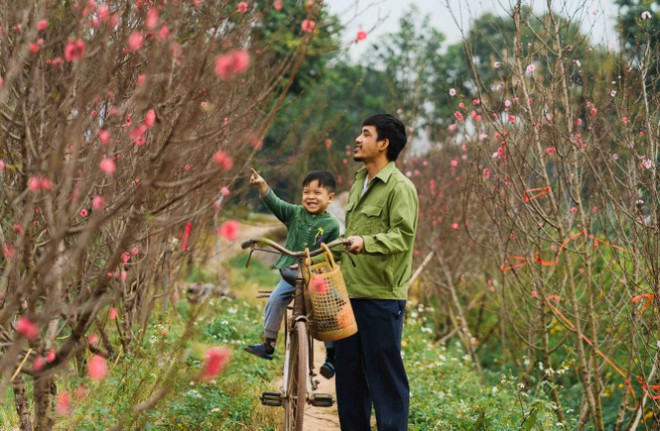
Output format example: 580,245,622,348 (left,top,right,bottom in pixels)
359,205,383,234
